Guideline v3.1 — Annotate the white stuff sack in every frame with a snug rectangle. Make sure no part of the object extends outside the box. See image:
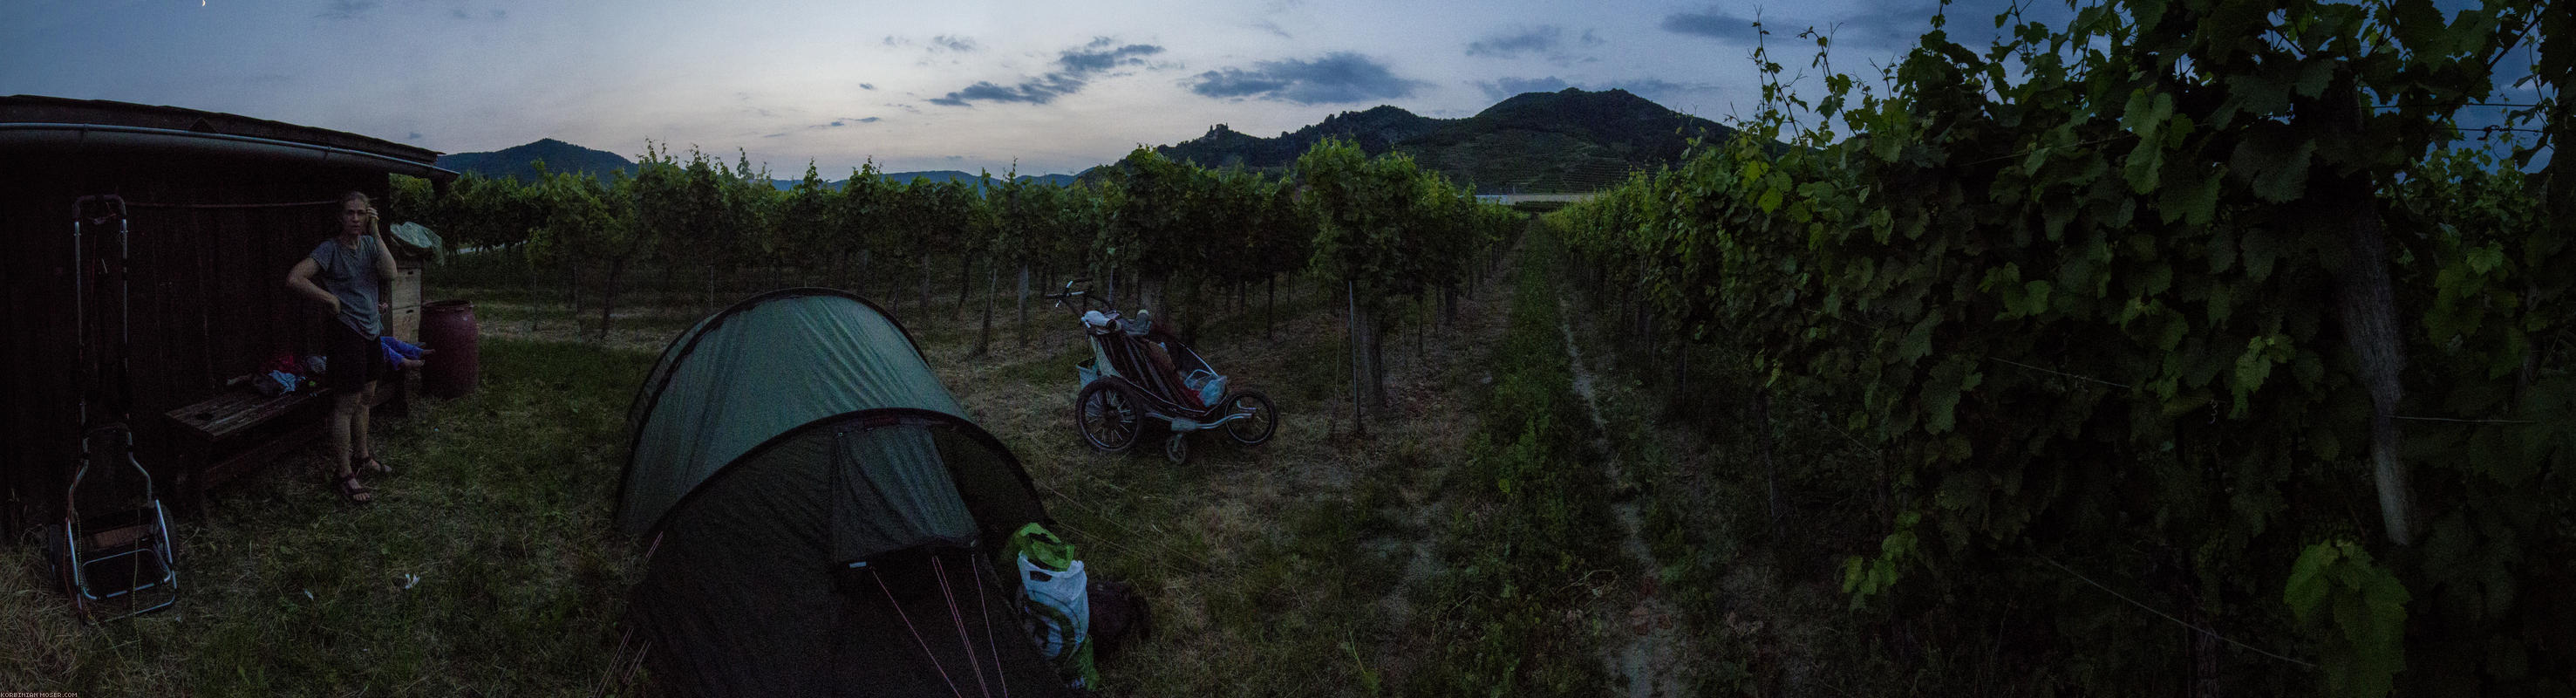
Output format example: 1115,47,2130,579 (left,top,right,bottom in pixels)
1019,555,1090,660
